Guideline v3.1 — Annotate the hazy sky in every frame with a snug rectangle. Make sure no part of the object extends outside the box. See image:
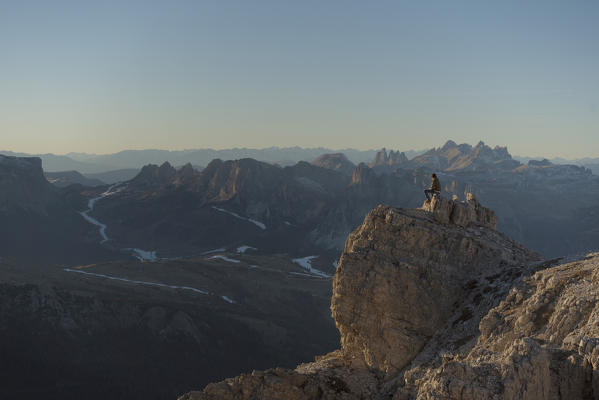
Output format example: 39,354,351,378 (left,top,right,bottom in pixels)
1,1,598,158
